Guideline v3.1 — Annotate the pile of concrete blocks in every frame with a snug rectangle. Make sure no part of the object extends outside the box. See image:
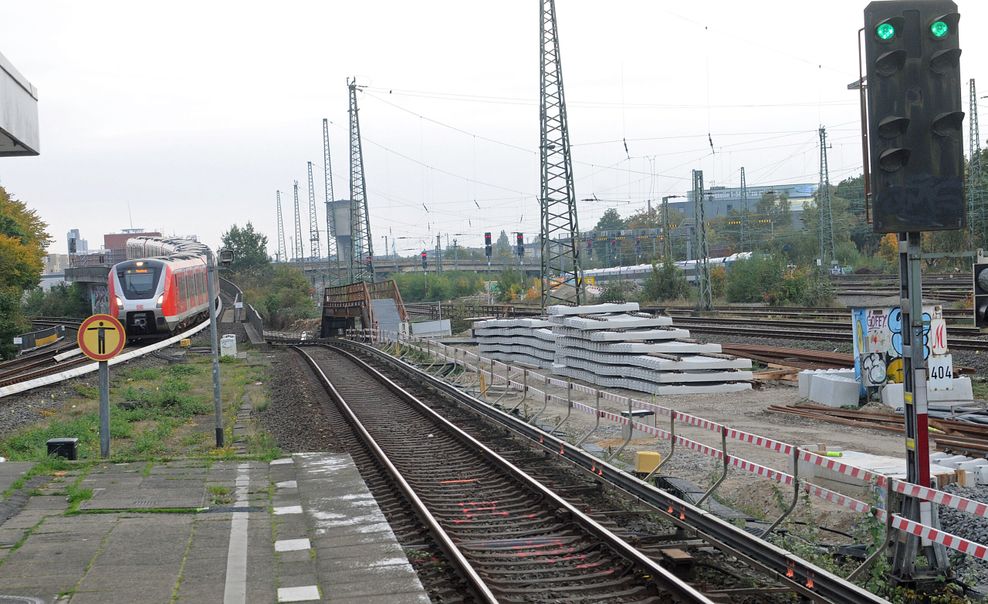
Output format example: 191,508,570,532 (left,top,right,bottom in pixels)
931,452,988,486
546,303,753,395
797,369,859,408
472,317,556,369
